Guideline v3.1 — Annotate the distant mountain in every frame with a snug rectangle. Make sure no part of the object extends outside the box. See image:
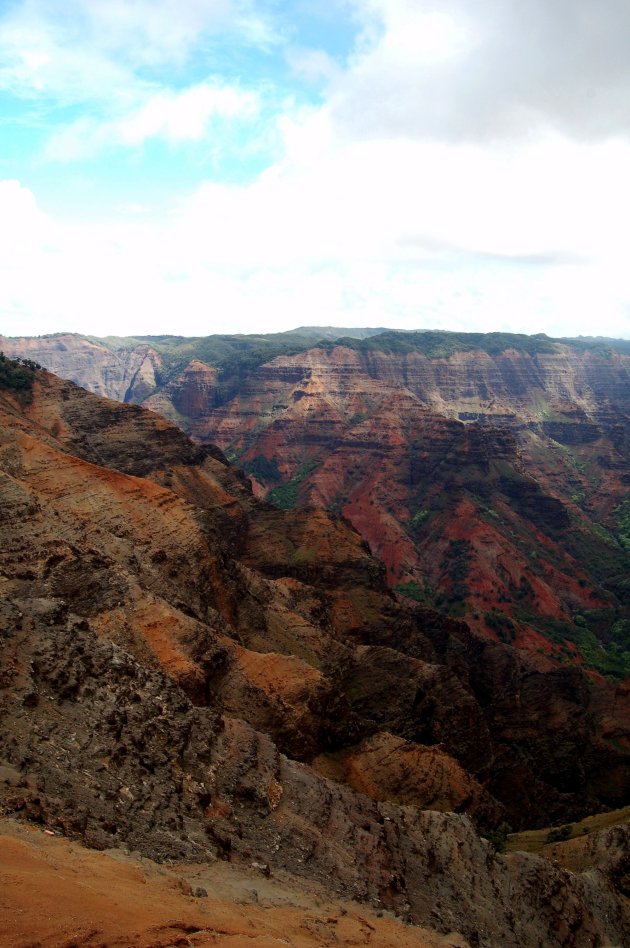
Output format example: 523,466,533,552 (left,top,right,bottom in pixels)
0,327,386,404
